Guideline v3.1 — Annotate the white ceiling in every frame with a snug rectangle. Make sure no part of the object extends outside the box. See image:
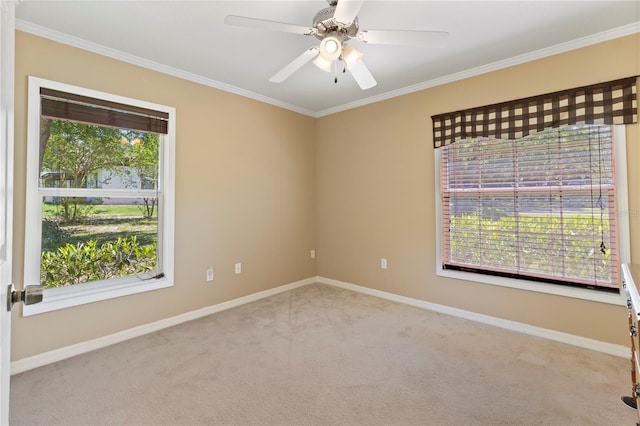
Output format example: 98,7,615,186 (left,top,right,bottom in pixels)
15,1,640,117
